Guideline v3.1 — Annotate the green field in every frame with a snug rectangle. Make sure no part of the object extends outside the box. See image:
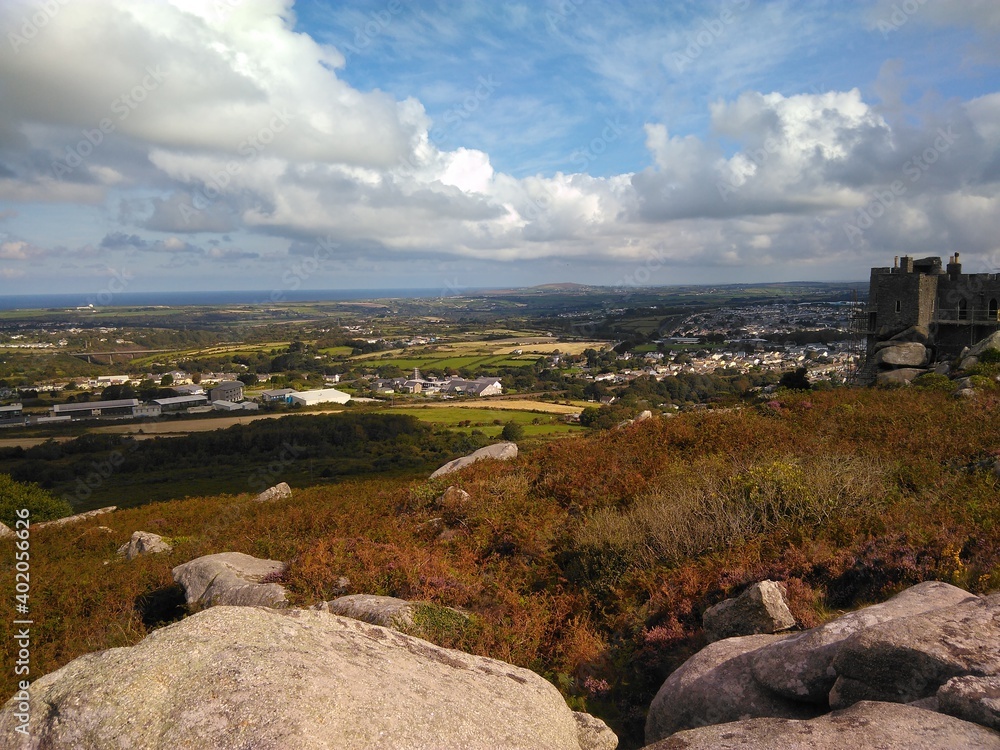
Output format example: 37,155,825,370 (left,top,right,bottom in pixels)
365,354,541,370
382,406,583,437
